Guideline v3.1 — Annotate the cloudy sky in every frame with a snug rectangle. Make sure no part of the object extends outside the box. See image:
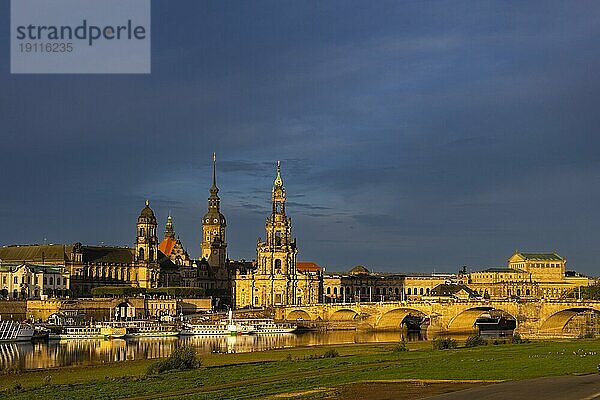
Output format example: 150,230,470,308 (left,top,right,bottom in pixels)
1,1,599,274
